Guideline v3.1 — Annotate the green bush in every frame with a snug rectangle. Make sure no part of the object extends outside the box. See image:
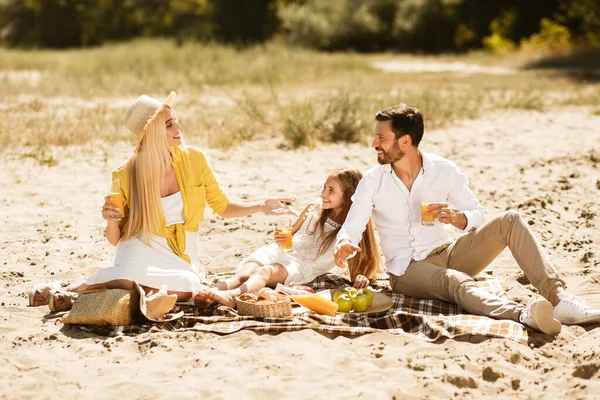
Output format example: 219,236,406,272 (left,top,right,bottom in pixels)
281,91,369,148
282,100,318,148
482,11,516,54
521,18,571,50
0,0,279,48
391,0,463,52
483,33,516,54
279,0,464,53
556,0,600,46
278,0,390,52
454,24,476,49
278,0,599,53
